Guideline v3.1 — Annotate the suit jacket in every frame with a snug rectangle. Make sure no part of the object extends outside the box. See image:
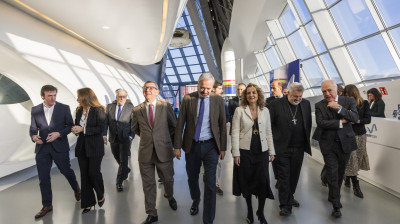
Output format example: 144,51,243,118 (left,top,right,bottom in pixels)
131,100,176,163
269,96,312,155
104,99,134,143
231,105,275,157
352,100,371,135
370,99,385,118
228,96,240,123
174,92,227,153
74,106,106,158
30,102,73,153
312,96,359,154
265,96,276,108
